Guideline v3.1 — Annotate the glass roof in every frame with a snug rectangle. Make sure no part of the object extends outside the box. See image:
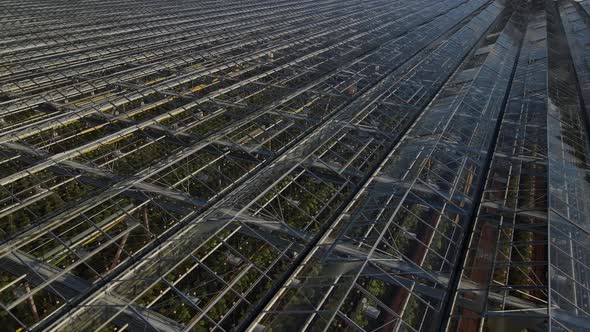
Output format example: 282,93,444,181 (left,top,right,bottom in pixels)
0,0,589,331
